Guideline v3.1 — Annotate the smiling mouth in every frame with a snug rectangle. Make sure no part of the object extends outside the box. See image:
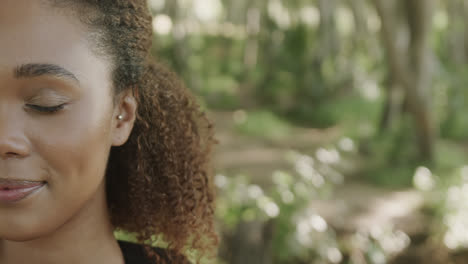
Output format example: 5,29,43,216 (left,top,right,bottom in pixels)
0,179,47,203
0,179,46,189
